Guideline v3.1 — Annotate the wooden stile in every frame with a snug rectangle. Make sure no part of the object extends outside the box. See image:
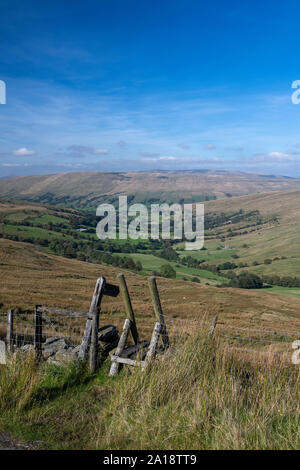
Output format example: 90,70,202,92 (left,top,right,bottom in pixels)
109,278,168,376
143,322,162,370
89,277,106,373
78,277,106,363
38,306,89,318
109,318,131,376
110,355,145,368
110,320,163,375
148,276,169,349
117,273,139,344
